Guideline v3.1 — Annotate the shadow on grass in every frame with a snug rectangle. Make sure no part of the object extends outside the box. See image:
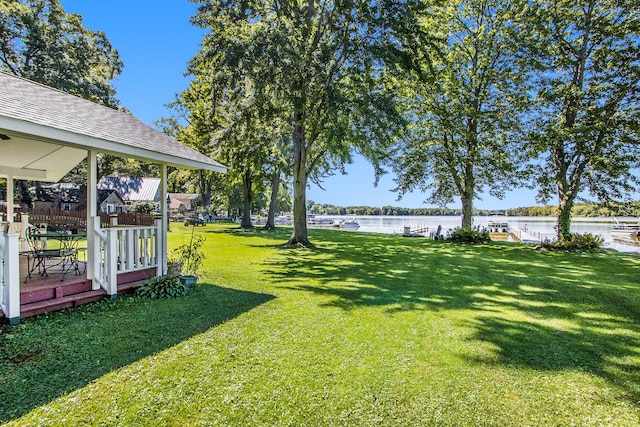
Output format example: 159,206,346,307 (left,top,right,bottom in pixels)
0,284,274,423
259,228,640,403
